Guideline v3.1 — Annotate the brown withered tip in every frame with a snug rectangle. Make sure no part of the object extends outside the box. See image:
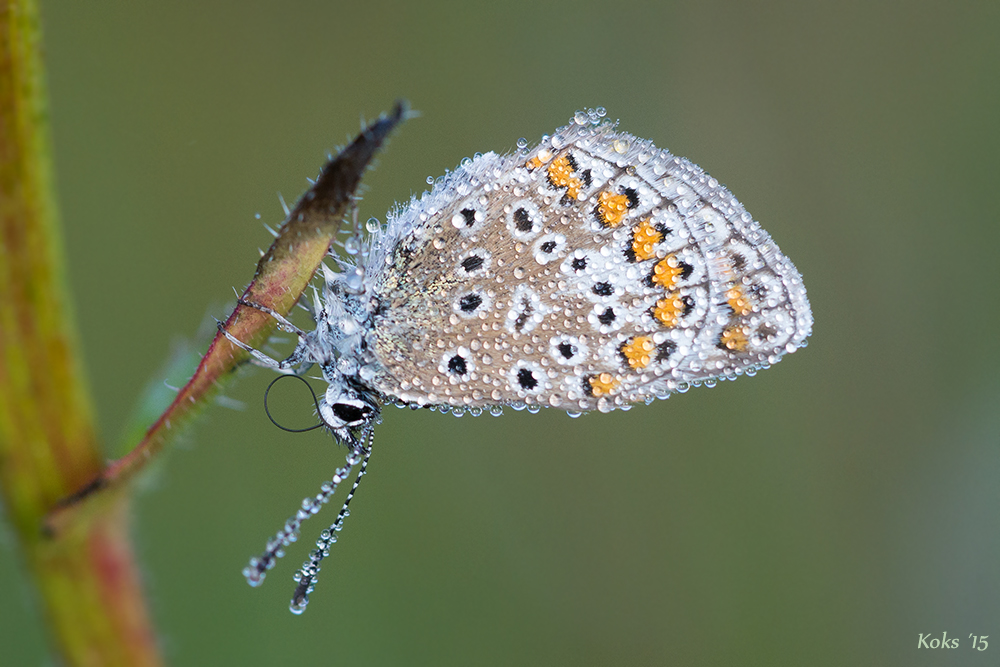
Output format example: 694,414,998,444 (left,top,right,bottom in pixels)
261,100,410,266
